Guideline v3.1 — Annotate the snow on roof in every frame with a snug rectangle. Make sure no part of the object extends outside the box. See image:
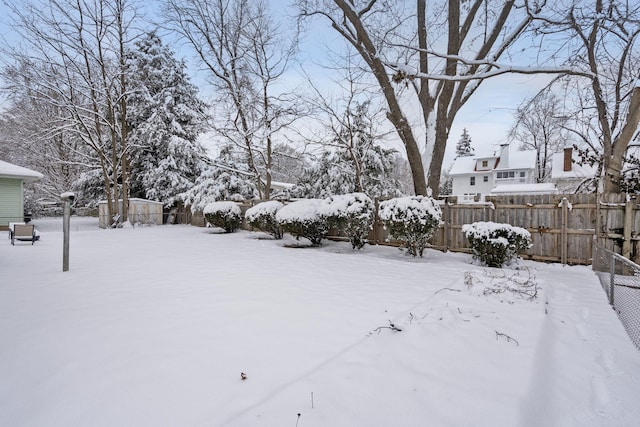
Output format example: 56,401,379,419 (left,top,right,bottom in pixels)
490,183,558,195
495,150,537,170
550,151,597,180
449,156,480,175
449,149,536,175
0,160,44,183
